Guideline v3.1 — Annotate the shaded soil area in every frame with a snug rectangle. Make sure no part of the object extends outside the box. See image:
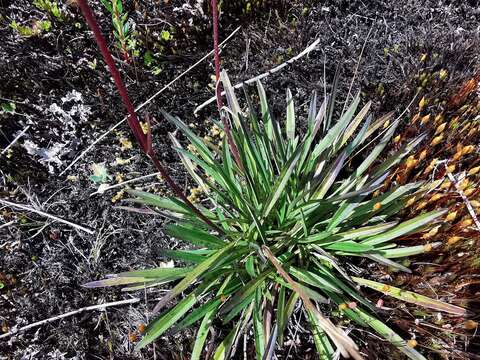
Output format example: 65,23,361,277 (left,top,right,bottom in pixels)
0,0,479,359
